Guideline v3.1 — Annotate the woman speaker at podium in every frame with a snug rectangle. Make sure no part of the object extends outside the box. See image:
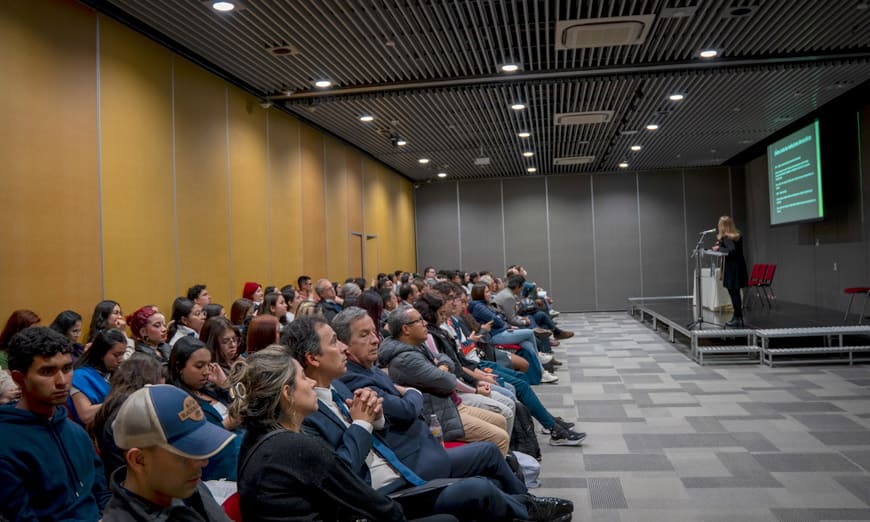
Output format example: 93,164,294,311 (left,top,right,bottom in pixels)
712,215,748,327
